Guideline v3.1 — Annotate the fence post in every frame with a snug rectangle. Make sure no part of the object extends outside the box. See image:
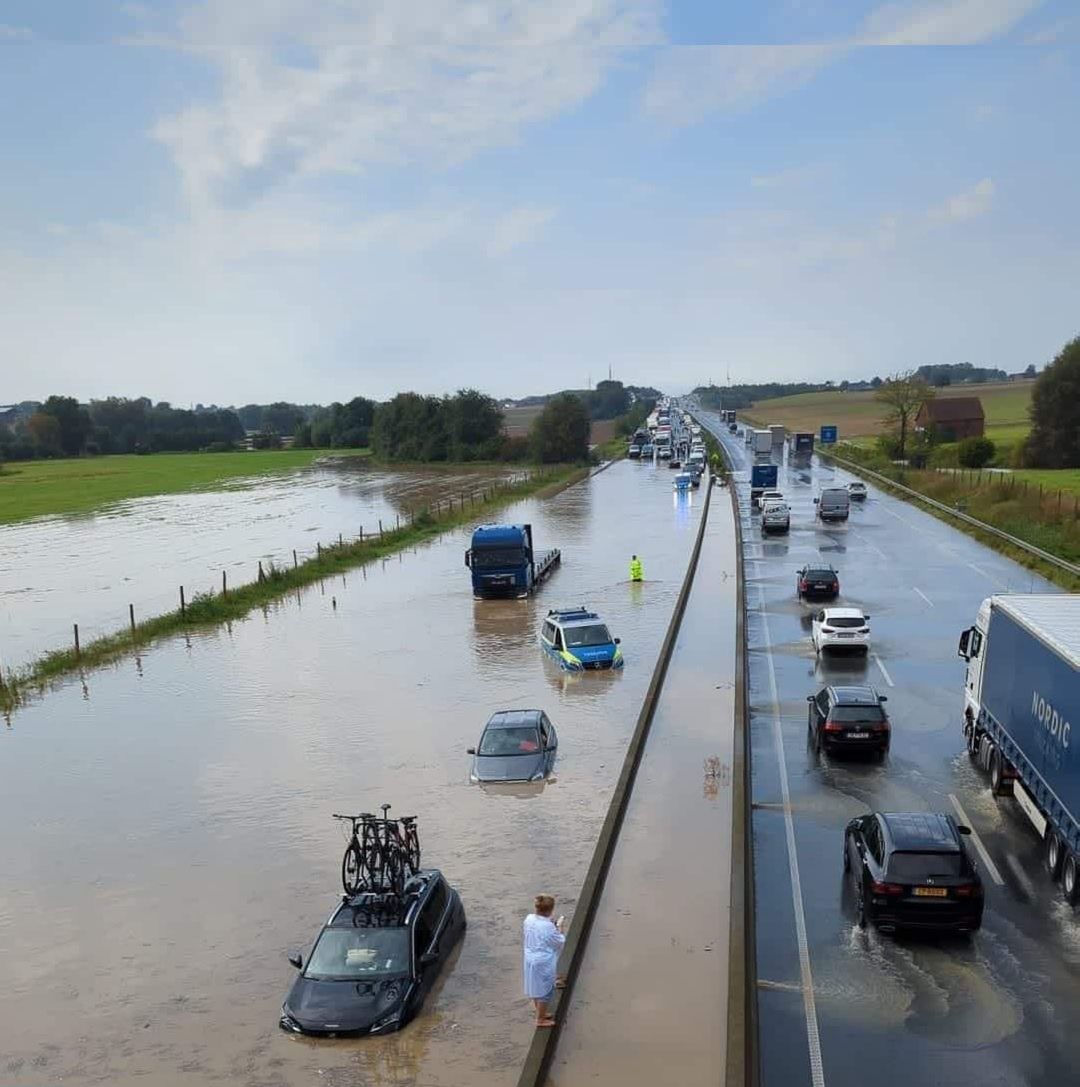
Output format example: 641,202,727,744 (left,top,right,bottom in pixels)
339,533,343,547
180,586,186,617
317,542,322,559
379,519,384,538
73,623,80,657
258,561,265,583
360,527,364,542
293,550,298,569
396,513,400,530
129,603,136,633
222,570,228,597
